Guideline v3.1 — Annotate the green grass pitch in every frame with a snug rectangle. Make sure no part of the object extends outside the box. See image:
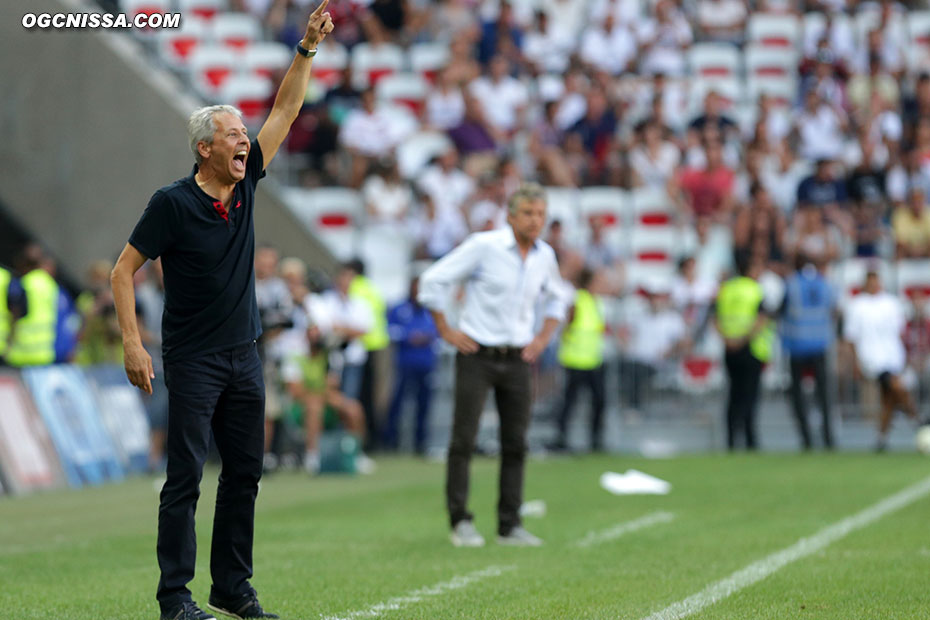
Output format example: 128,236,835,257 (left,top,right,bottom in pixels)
2,453,930,619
